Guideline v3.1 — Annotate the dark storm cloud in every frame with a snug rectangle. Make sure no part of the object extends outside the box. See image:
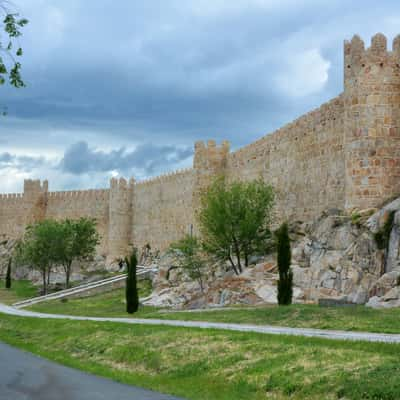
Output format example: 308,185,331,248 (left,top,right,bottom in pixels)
60,141,193,176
